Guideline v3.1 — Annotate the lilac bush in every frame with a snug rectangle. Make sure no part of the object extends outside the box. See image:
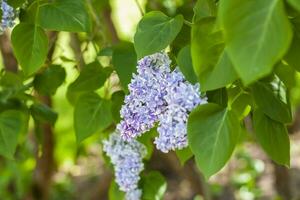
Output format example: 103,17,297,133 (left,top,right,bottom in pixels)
117,52,207,153
103,132,146,200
